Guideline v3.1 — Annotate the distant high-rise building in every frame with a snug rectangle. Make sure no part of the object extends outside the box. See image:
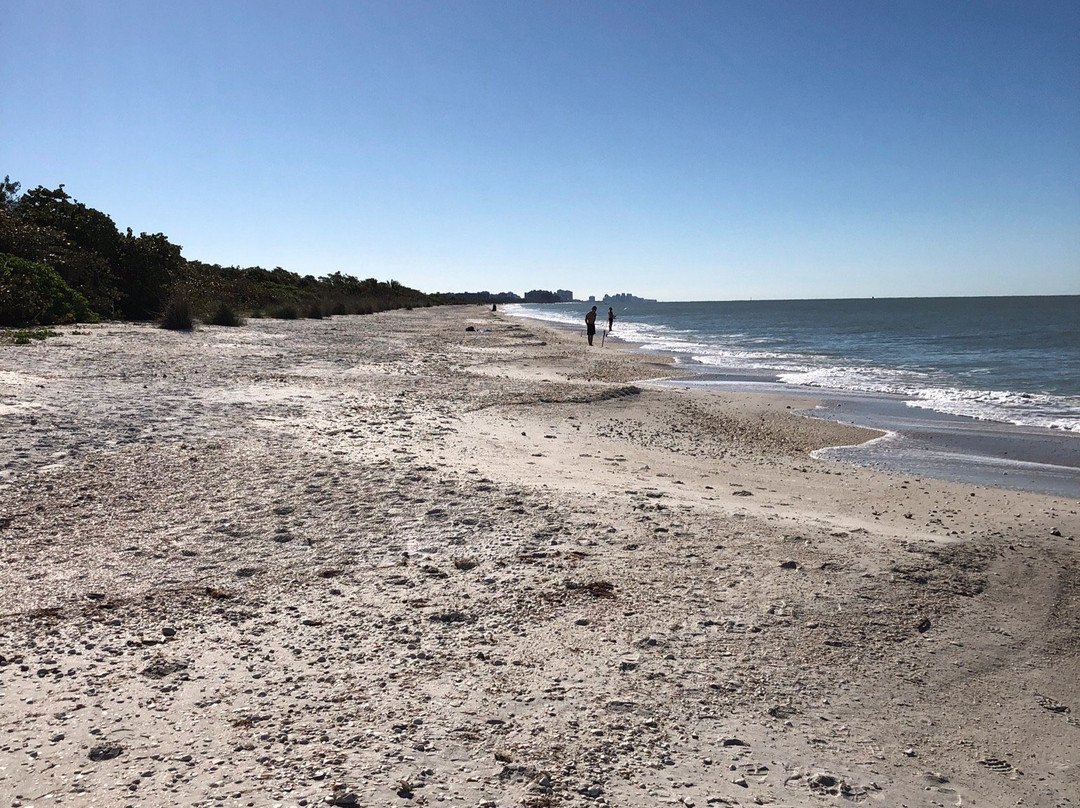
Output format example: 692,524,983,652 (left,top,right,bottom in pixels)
602,292,657,304
556,289,574,302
